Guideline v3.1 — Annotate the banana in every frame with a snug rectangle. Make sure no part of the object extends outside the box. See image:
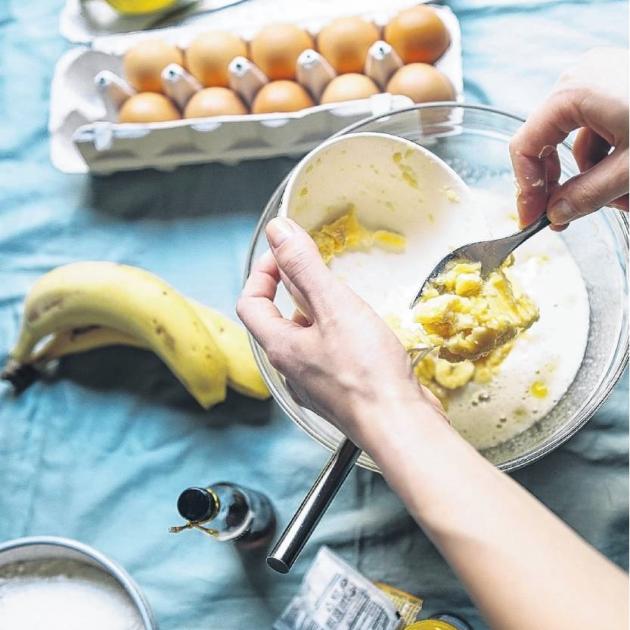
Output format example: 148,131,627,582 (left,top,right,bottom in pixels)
5,262,227,409
191,302,269,400
30,301,270,400
31,326,144,361
434,358,475,390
